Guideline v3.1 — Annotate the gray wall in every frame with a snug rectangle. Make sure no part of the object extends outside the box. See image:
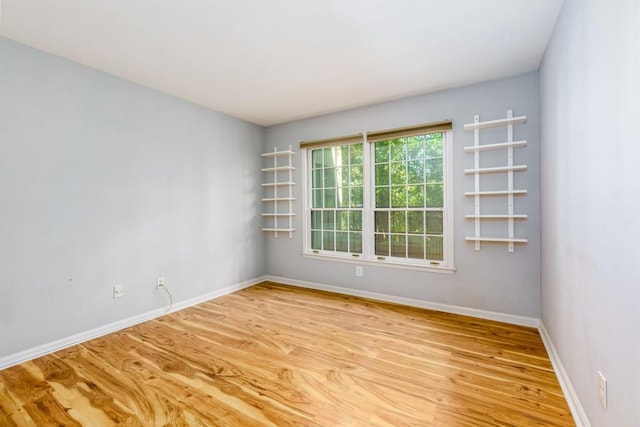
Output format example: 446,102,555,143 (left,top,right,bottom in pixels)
539,0,640,425
265,73,541,318
0,37,266,359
